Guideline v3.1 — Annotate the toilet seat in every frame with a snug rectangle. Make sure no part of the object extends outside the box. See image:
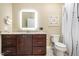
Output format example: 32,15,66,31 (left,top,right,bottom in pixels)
55,42,66,48
54,42,67,52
